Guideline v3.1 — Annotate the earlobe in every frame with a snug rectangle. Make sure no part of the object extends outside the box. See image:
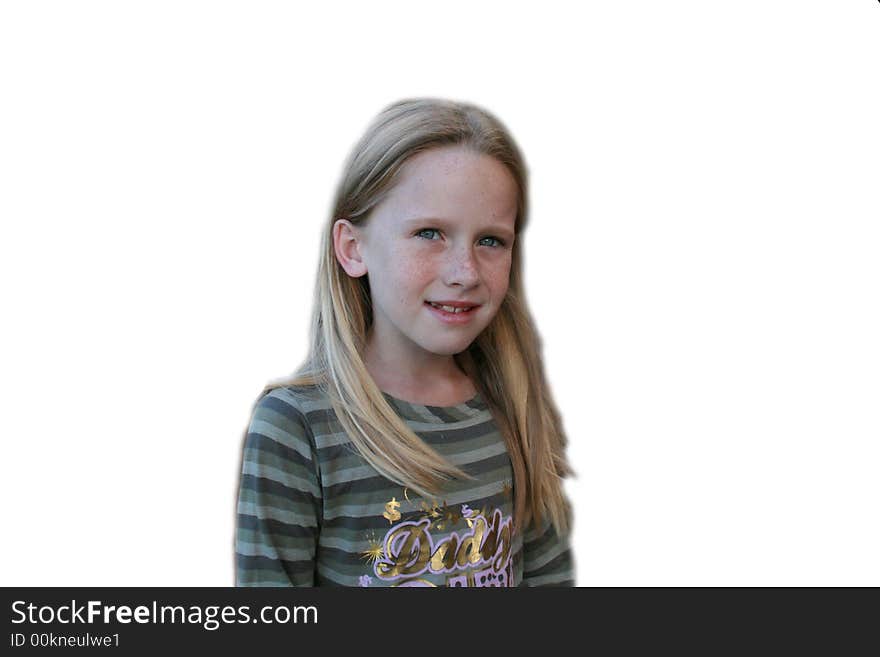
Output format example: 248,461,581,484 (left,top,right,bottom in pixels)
332,219,368,278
